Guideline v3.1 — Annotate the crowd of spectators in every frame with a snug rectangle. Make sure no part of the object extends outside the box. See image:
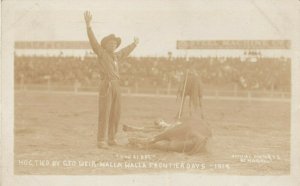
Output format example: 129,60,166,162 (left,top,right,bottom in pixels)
14,55,291,91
